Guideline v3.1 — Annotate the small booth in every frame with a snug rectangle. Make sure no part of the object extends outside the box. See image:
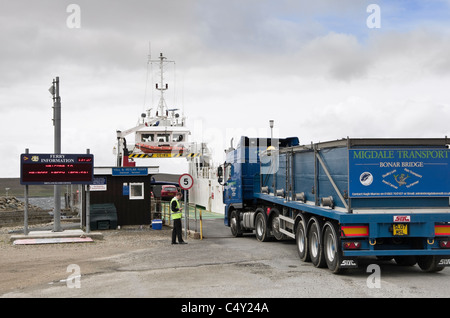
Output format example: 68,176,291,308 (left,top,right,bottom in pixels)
85,166,159,227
